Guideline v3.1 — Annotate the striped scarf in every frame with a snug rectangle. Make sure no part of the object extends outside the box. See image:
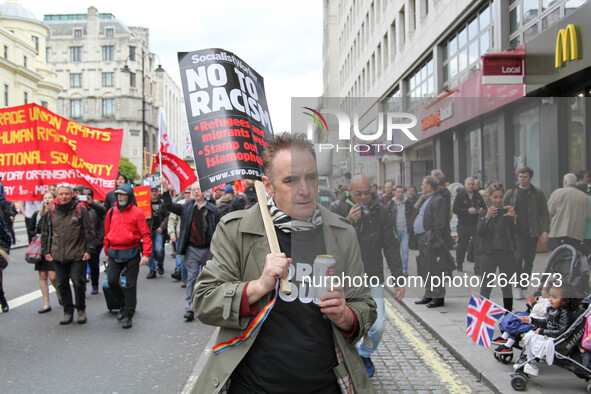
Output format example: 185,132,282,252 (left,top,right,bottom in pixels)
267,194,322,233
